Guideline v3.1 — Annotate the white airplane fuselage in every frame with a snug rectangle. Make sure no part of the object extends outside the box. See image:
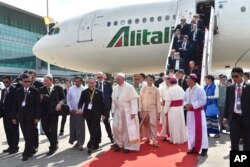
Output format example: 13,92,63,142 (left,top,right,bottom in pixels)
33,0,250,74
